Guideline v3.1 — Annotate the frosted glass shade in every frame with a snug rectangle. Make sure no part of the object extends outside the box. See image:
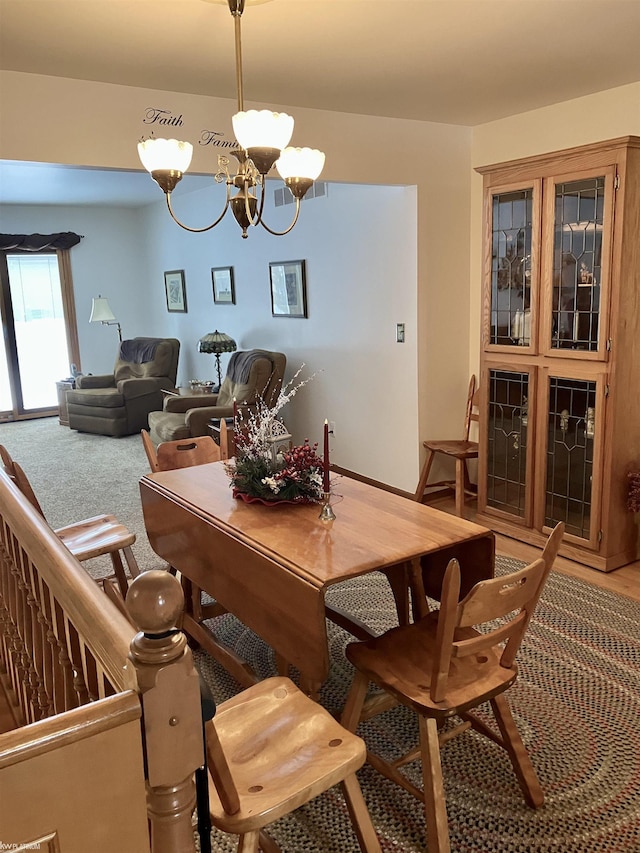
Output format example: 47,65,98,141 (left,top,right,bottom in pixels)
232,110,294,151
137,138,193,174
276,147,325,181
